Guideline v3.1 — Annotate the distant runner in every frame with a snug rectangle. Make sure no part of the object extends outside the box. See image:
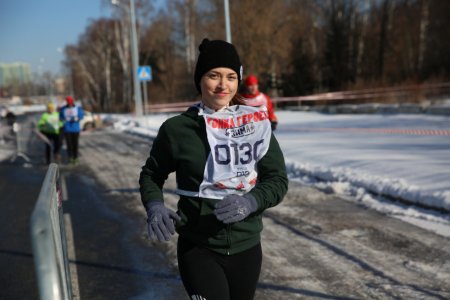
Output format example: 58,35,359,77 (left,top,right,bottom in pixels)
241,75,278,131
37,102,63,164
60,96,84,165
